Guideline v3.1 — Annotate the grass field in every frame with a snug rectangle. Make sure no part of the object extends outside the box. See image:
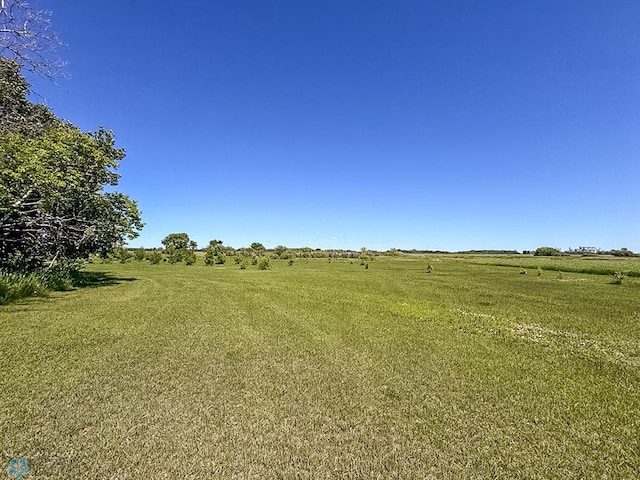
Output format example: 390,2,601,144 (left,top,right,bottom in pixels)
1,256,639,479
